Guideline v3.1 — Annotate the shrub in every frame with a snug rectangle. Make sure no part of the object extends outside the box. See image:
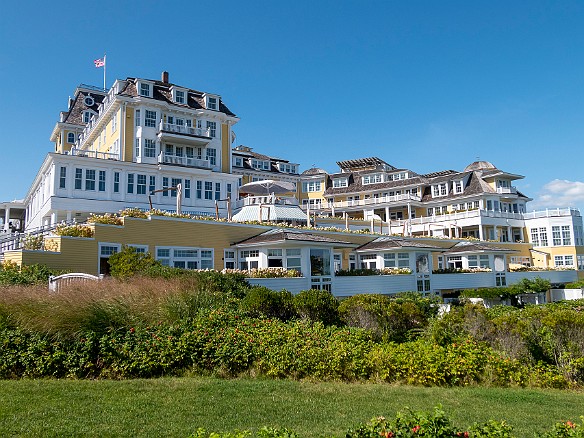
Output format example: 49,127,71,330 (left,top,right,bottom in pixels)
107,245,162,279
53,223,94,238
0,262,59,286
543,417,584,437
239,287,296,321
87,213,123,226
293,289,340,325
22,234,44,250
